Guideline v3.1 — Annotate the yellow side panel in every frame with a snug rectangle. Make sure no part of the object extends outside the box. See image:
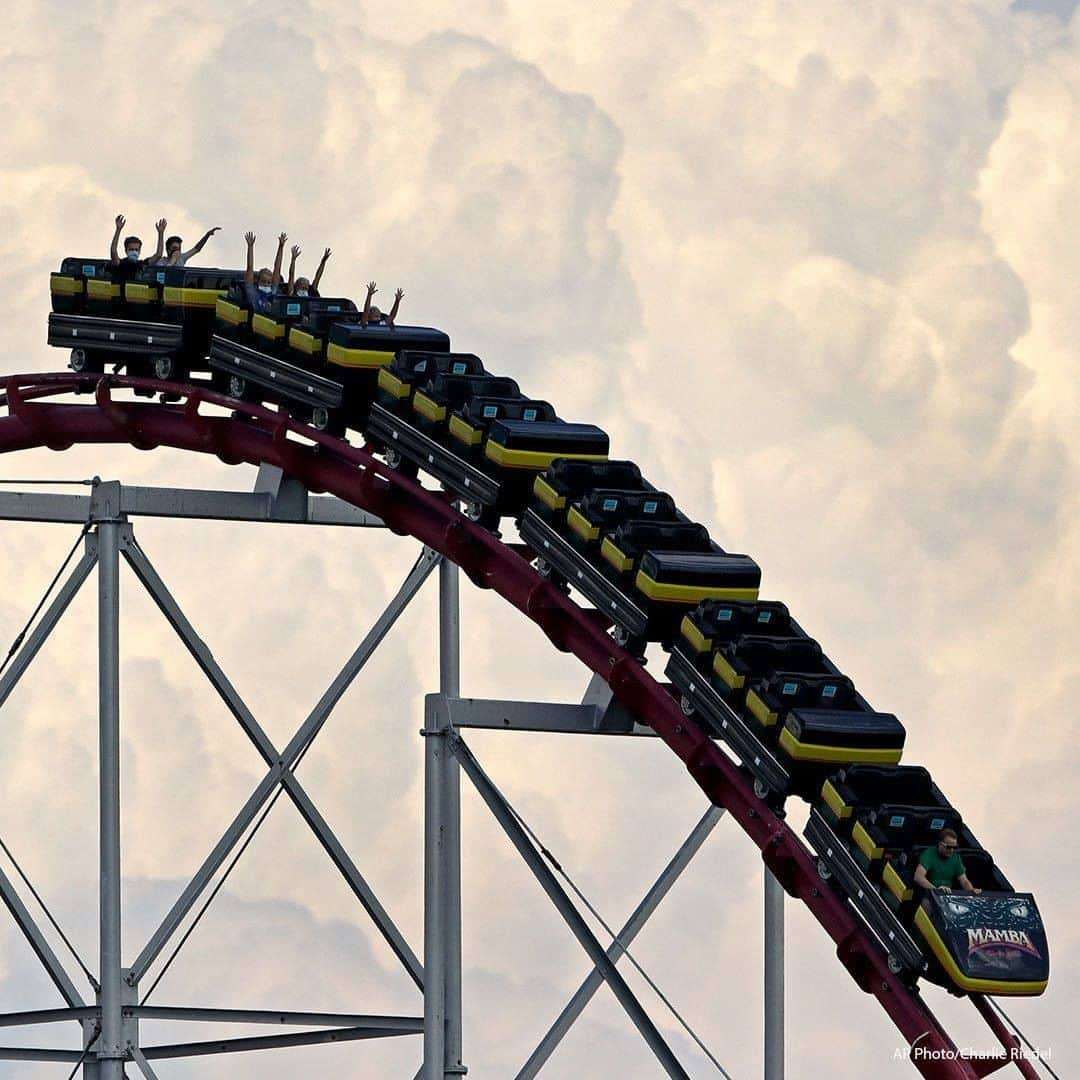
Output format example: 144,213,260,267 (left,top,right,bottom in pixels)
634,573,760,604
679,616,711,655
449,415,483,446
288,328,323,355
124,283,159,303
712,652,744,690
533,475,565,511
50,275,84,296
852,820,884,861
484,442,607,471
820,779,852,821
328,344,394,369
377,371,411,398
216,298,247,325
87,280,121,300
163,286,227,308
883,862,913,903
412,392,447,423
778,728,903,765
600,538,633,573
745,689,779,728
567,506,600,542
252,314,286,340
